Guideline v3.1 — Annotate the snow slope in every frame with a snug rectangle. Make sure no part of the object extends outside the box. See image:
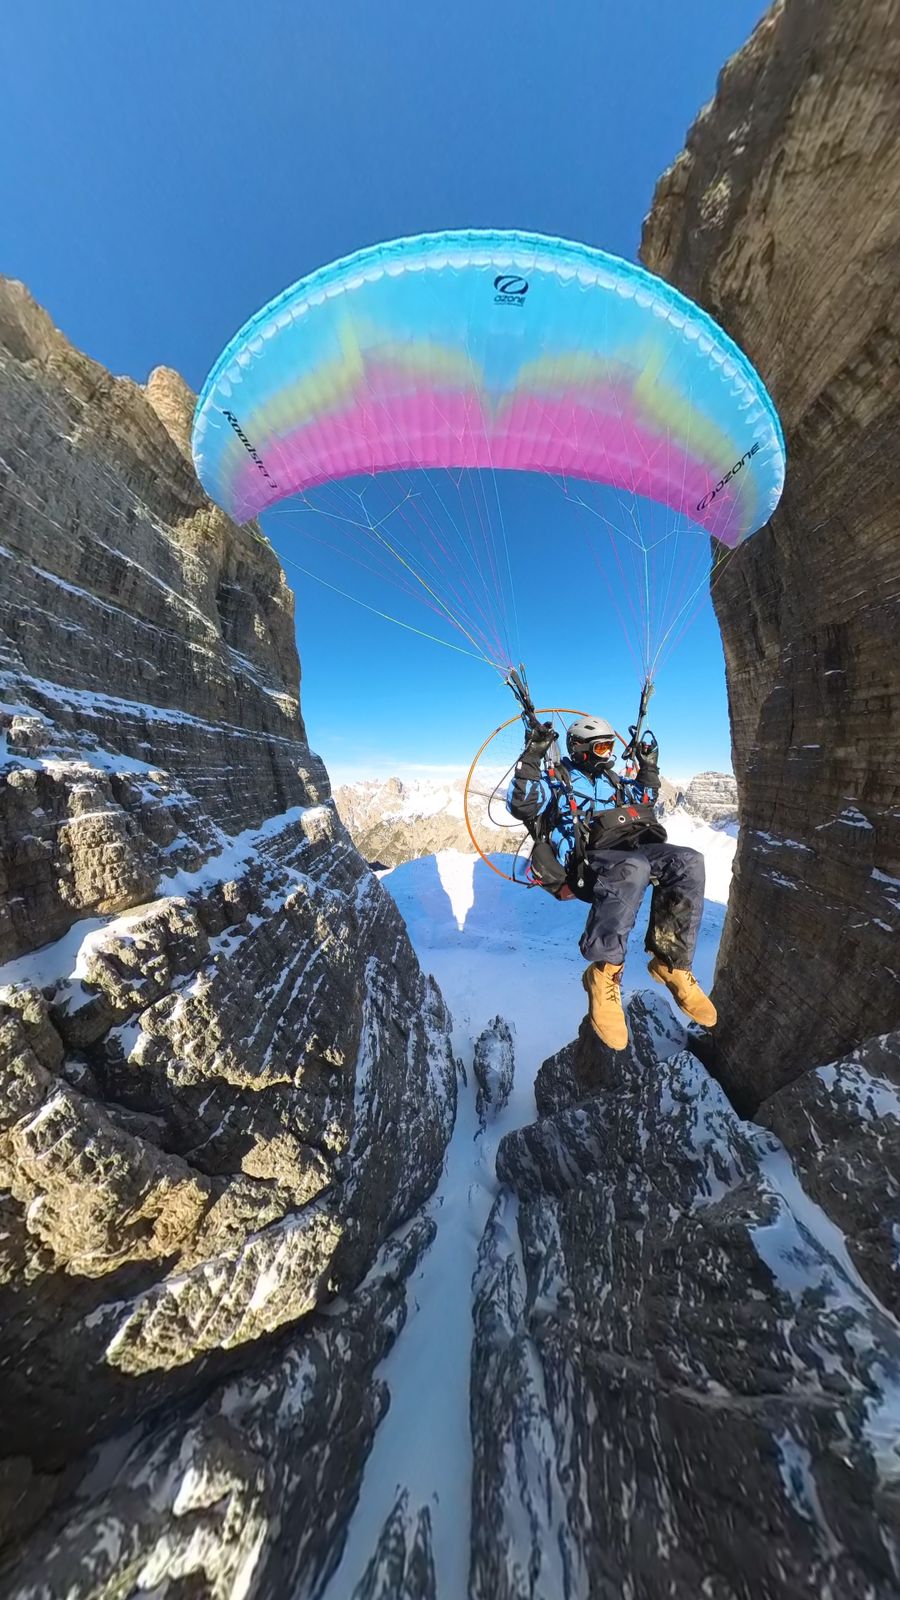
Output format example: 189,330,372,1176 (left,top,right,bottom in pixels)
320,822,735,1597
